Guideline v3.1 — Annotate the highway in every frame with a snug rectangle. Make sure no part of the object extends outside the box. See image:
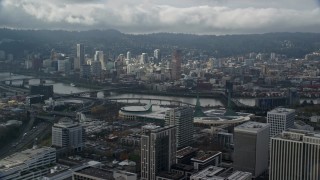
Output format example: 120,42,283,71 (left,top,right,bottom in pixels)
0,114,55,158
